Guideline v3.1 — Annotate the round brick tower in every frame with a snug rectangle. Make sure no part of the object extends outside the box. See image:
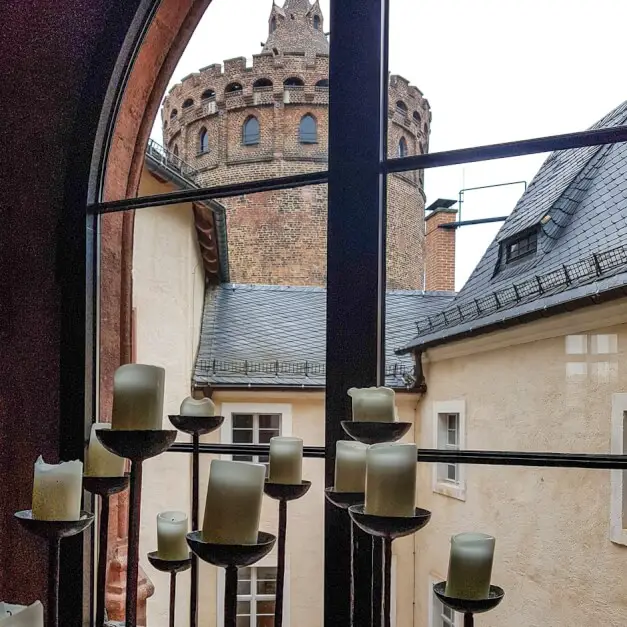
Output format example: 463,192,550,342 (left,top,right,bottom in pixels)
162,0,431,289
